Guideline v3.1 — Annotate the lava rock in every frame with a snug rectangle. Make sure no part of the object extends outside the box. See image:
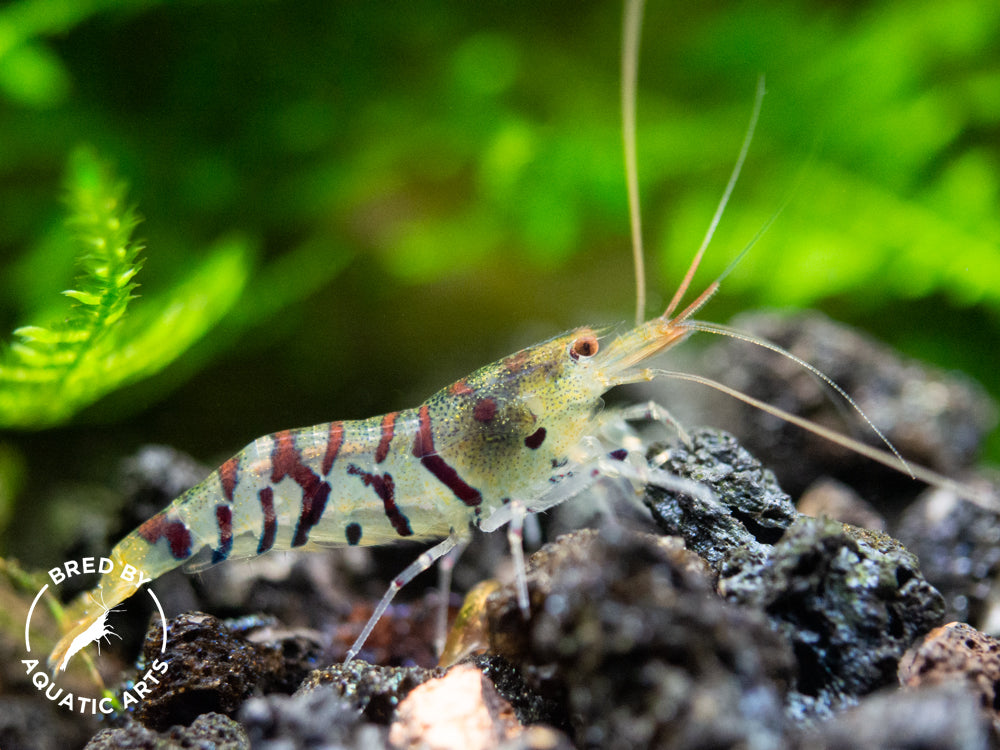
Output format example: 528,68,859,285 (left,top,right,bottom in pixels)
0,695,95,750
470,654,567,729
485,528,795,749
133,612,270,730
388,664,521,749
899,621,1000,727
238,684,386,749
497,725,576,750
298,661,443,725
86,712,248,750
895,487,1000,627
642,428,800,571
720,516,946,712
700,311,997,498
800,682,993,750
242,625,326,695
